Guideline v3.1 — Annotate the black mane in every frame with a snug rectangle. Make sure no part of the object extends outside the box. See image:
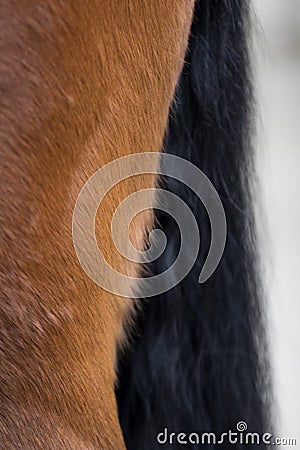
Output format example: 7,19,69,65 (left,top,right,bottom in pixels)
116,1,273,448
